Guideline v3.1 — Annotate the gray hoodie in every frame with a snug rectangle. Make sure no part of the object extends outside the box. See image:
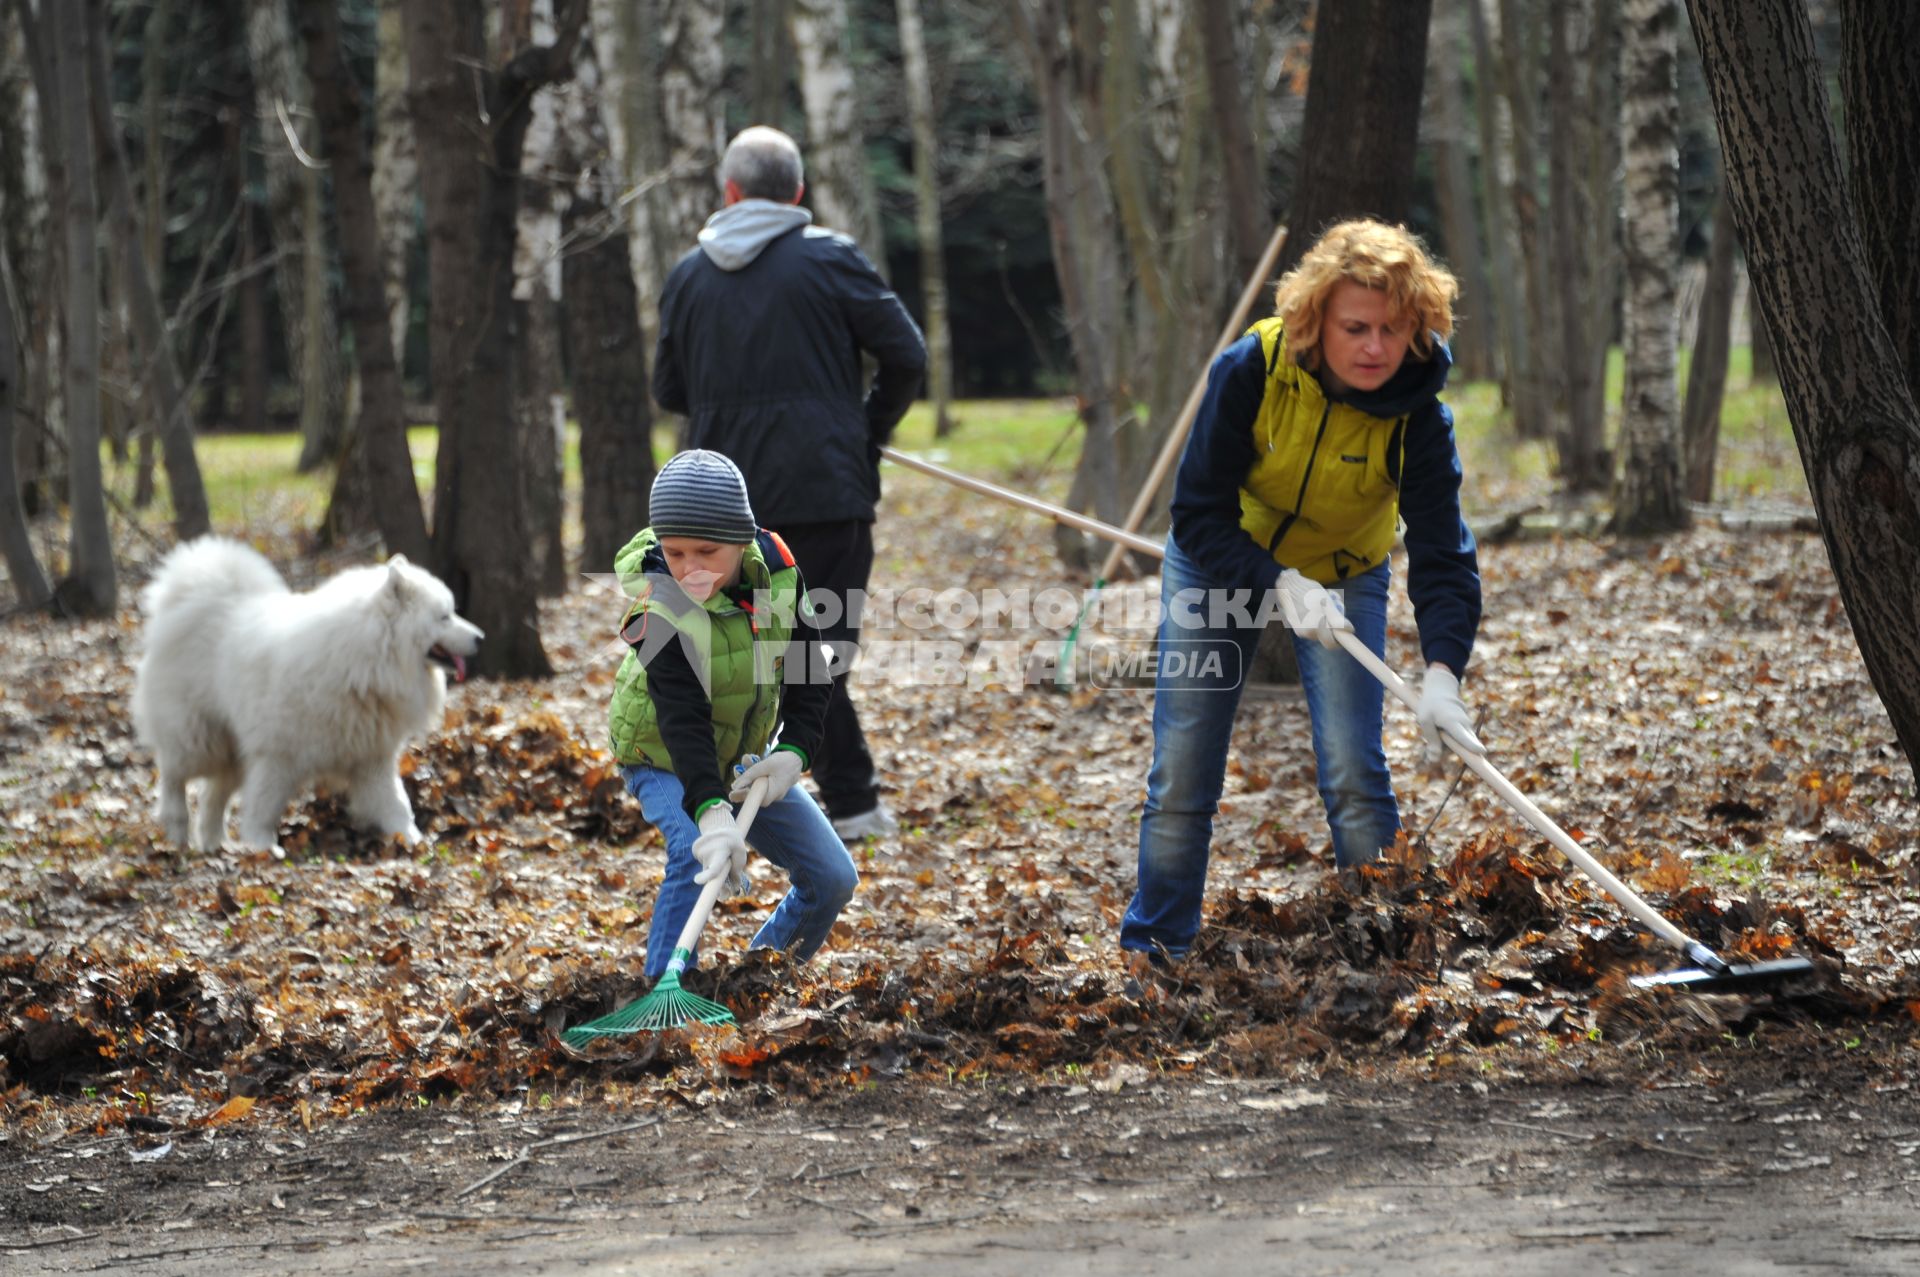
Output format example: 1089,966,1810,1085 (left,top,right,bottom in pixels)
697,200,814,272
